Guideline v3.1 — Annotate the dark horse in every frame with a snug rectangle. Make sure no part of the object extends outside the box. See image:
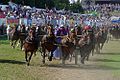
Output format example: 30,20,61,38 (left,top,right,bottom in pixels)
95,27,108,54
23,27,39,66
9,25,27,49
40,26,57,64
78,31,94,64
9,25,19,48
60,29,77,64
19,25,27,49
